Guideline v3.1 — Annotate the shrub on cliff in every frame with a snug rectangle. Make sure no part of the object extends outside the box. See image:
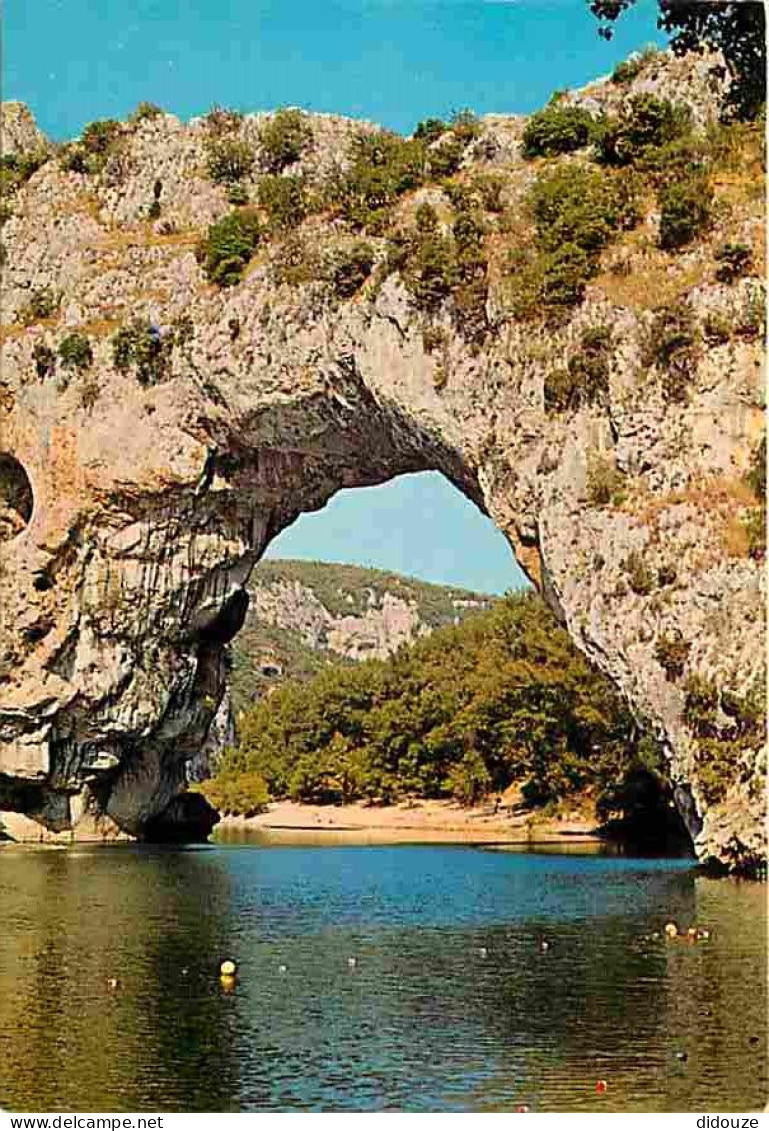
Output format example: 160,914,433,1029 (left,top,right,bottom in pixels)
205,592,660,810
17,286,58,326
746,436,766,500
531,165,639,255
586,454,624,507
196,208,263,287
522,103,596,158
655,633,690,680
414,118,448,145
714,242,753,284
594,95,692,167
328,241,375,298
112,319,173,385
130,101,163,123
393,203,456,310
204,105,244,135
545,325,613,411
624,550,655,595
257,174,308,230
205,136,255,185
32,341,55,380
643,302,698,402
0,150,49,201
258,109,313,173
62,118,123,175
683,675,764,804
196,768,270,816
